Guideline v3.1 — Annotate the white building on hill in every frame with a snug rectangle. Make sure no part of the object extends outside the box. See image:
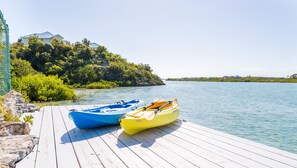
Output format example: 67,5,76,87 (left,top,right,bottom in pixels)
21,31,64,45
90,42,100,48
